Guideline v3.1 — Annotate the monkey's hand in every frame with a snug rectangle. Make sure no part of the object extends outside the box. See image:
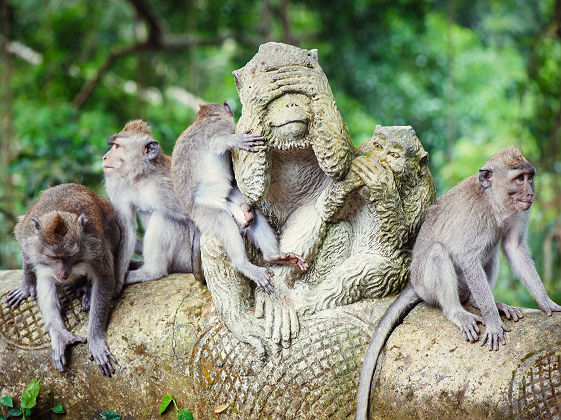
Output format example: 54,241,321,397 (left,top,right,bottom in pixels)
255,287,299,350
232,131,265,153
536,296,561,316
88,338,118,377
496,301,523,321
50,329,86,372
6,283,37,307
480,320,510,351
